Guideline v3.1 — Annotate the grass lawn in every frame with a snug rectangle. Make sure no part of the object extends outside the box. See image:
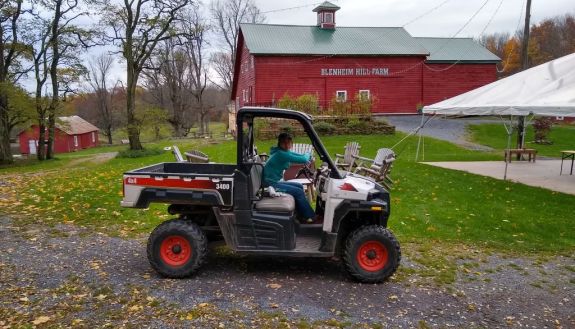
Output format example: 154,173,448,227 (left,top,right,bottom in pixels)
468,123,575,157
